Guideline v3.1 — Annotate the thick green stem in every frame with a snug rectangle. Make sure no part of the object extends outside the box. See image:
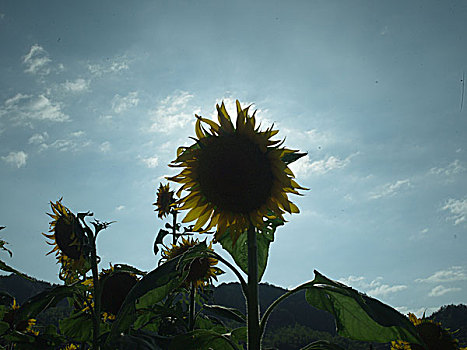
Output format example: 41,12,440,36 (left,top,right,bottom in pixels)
90,235,100,350
247,224,260,350
189,282,196,331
